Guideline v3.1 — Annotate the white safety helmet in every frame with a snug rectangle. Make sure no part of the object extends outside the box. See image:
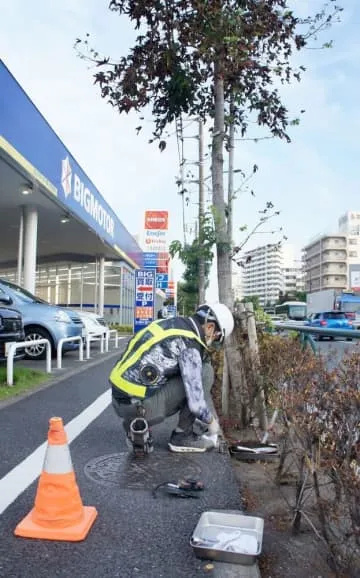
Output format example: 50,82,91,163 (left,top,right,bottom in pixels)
196,303,234,343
